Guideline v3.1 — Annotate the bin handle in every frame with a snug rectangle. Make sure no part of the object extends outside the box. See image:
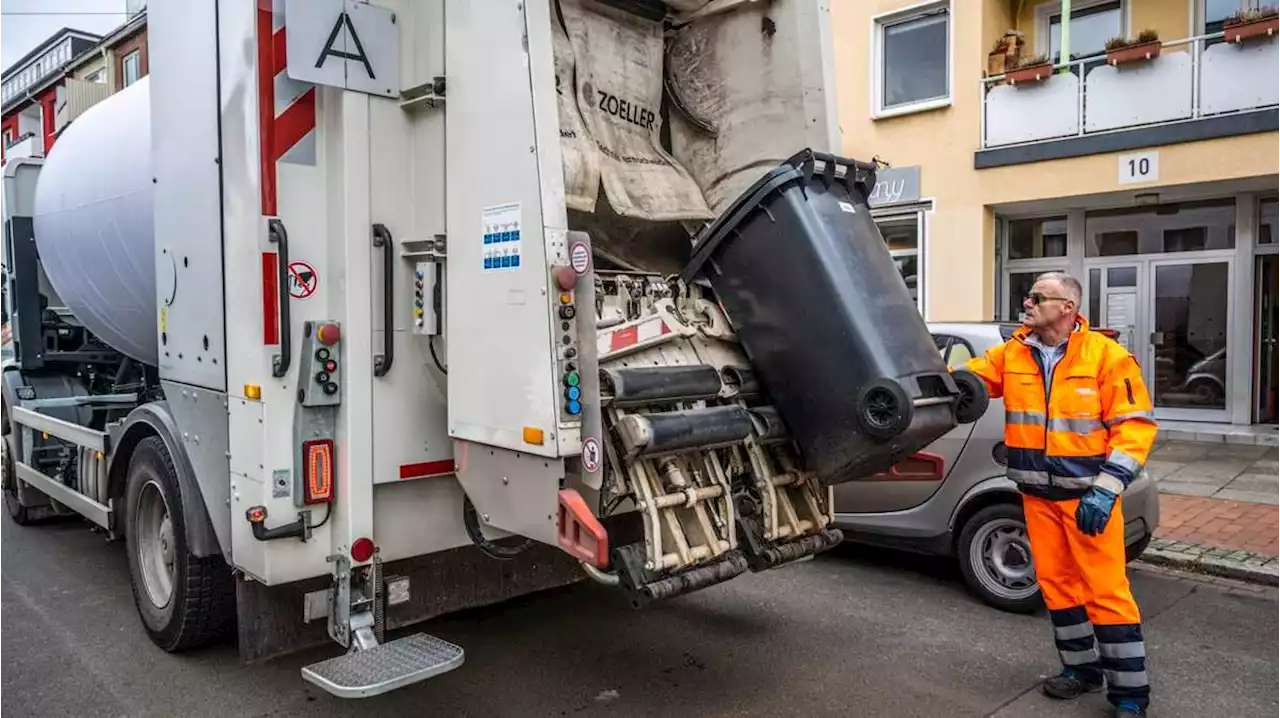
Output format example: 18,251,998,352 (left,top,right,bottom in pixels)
785,149,878,201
